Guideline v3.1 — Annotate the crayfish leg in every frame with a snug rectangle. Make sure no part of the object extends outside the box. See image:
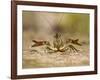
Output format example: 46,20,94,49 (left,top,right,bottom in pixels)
68,45,79,53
